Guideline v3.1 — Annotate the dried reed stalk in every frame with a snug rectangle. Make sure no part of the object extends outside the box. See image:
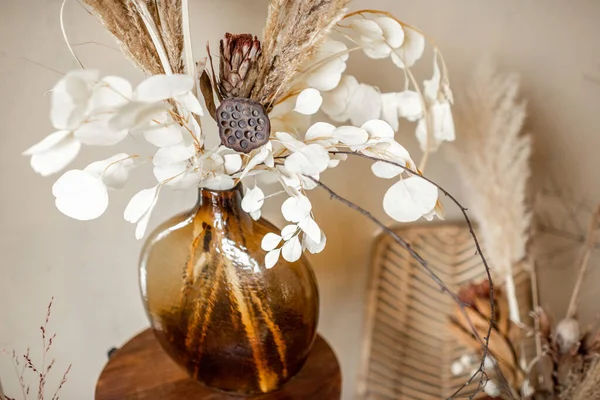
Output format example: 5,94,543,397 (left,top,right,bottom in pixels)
252,0,349,106
450,59,532,326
